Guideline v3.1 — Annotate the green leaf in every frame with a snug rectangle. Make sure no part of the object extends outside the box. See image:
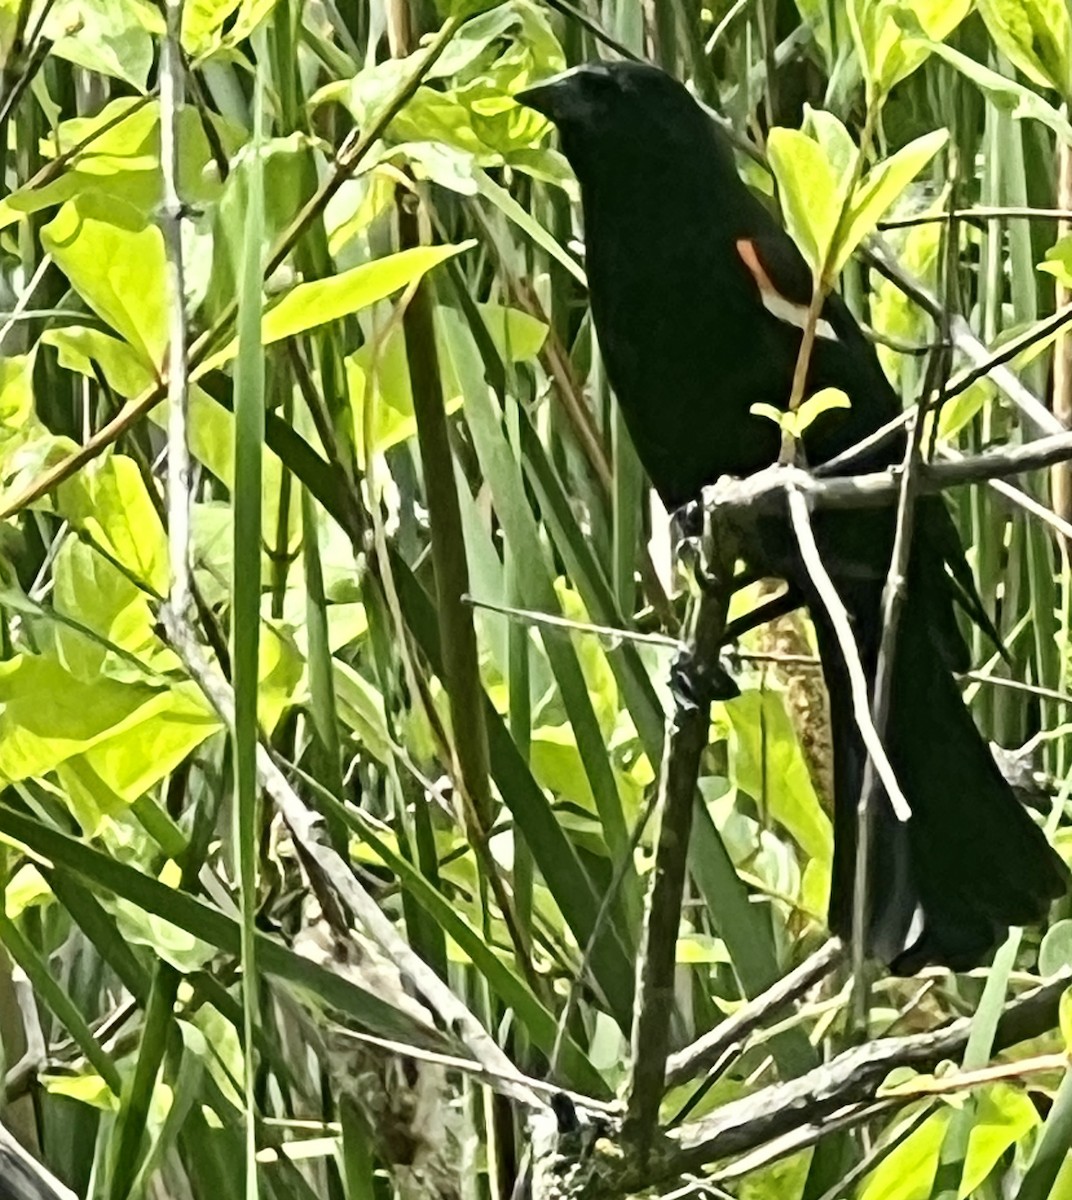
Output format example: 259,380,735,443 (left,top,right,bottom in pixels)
346,300,546,466
200,242,476,372
41,194,168,370
42,327,156,398
1041,919,1072,977
920,40,1072,142
934,380,995,441
436,0,505,16
1040,234,1072,288
869,217,942,385
796,387,852,434
474,167,585,282
859,1085,1039,1200
181,0,242,55
767,126,846,277
42,1072,119,1111
771,119,946,280
338,800,609,1097
849,0,972,99
49,536,159,680
332,661,394,765
977,0,1072,97
750,391,849,439
1061,986,1072,1053
723,688,834,867
0,353,36,454
58,454,169,595
203,133,318,323
0,654,167,786
43,0,164,90
0,804,440,1047
834,129,948,273
802,104,858,179
750,402,788,429
4,101,234,225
